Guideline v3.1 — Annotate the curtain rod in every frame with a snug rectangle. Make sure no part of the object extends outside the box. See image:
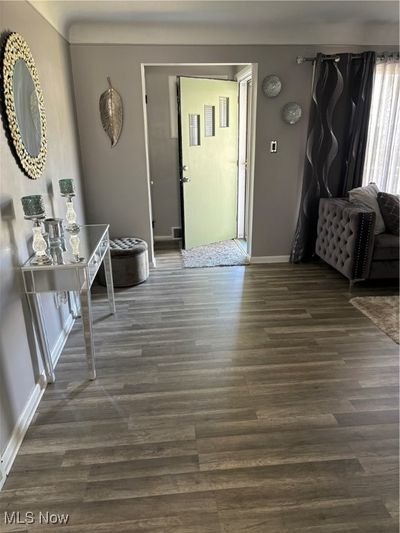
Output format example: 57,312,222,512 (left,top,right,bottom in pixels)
296,52,399,64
